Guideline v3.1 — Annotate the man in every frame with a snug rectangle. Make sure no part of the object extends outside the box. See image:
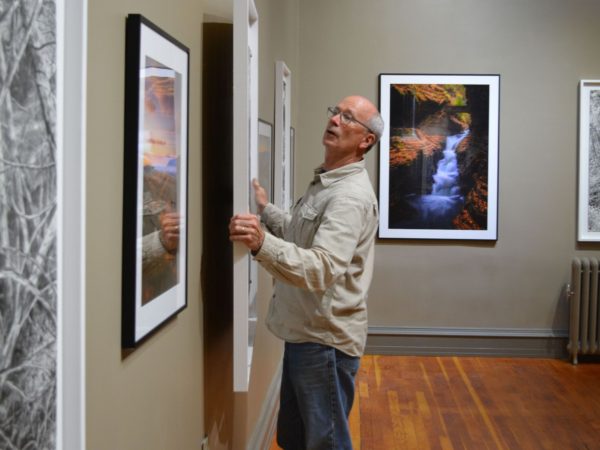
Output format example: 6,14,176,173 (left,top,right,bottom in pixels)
230,95,383,450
